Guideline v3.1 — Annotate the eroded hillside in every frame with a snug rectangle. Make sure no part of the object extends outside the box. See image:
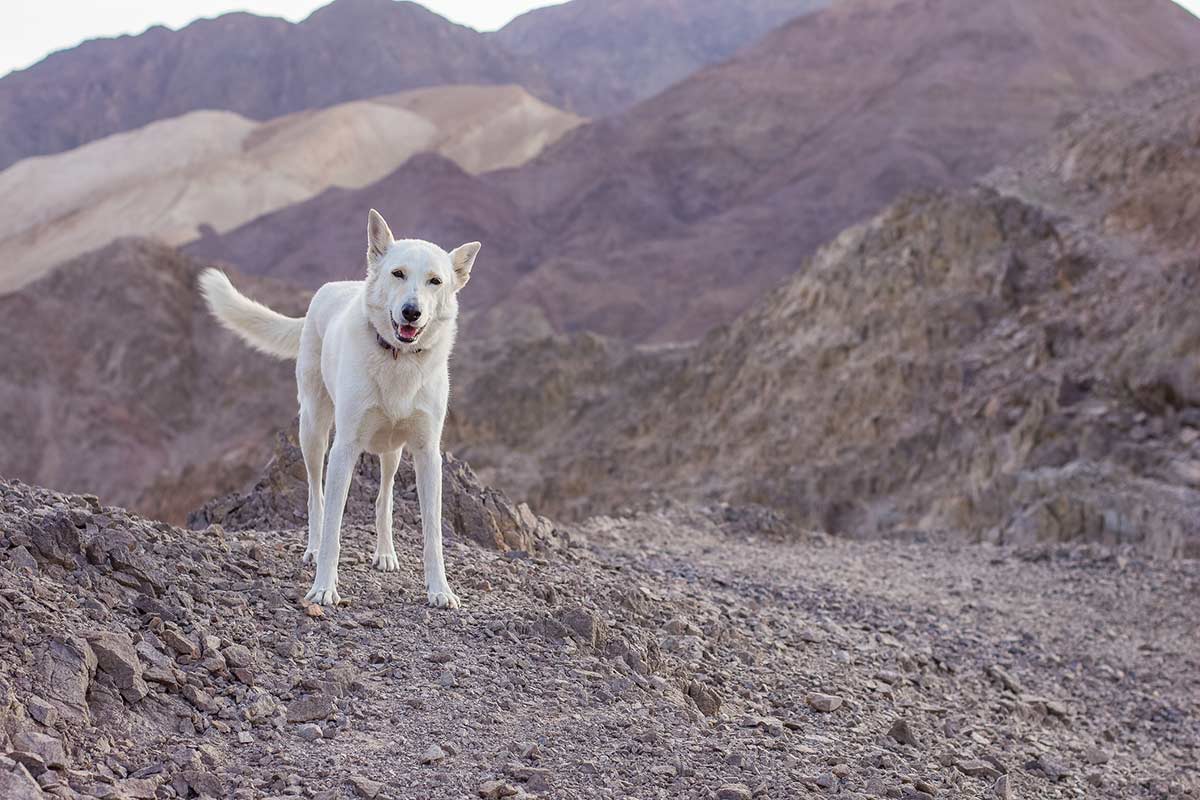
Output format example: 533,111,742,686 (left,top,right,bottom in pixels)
0,442,1196,798
447,69,1200,558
